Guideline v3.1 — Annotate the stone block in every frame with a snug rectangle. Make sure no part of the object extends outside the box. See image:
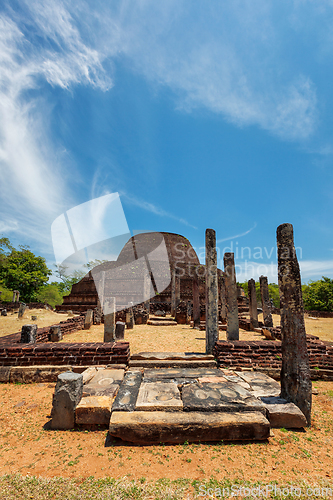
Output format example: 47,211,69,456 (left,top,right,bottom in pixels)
84,309,93,330
51,371,83,429
75,396,112,425
9,365,71,383
81,366,98,385
109,411,270,444
49,325,62,342
182,382,266,415
136,382,183,411
261,396,307,428
112,370,142,411
0,366,11,383
83,383,119,398
1,309,7,316
89,369,124,385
